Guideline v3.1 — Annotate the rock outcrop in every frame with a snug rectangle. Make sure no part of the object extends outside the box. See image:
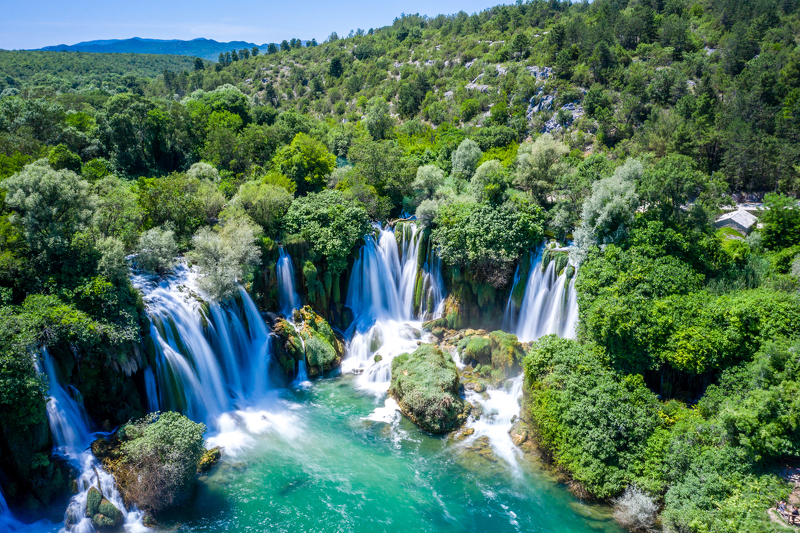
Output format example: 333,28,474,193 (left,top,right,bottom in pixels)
272,306,345,380
388,344,470,434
